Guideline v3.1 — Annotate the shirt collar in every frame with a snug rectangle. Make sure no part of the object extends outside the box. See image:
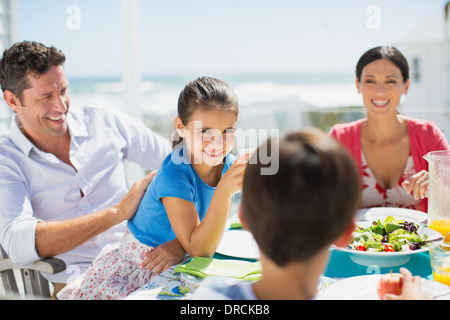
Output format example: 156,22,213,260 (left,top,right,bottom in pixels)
9,114,33,155
8,110,89,156
66,109,89,138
